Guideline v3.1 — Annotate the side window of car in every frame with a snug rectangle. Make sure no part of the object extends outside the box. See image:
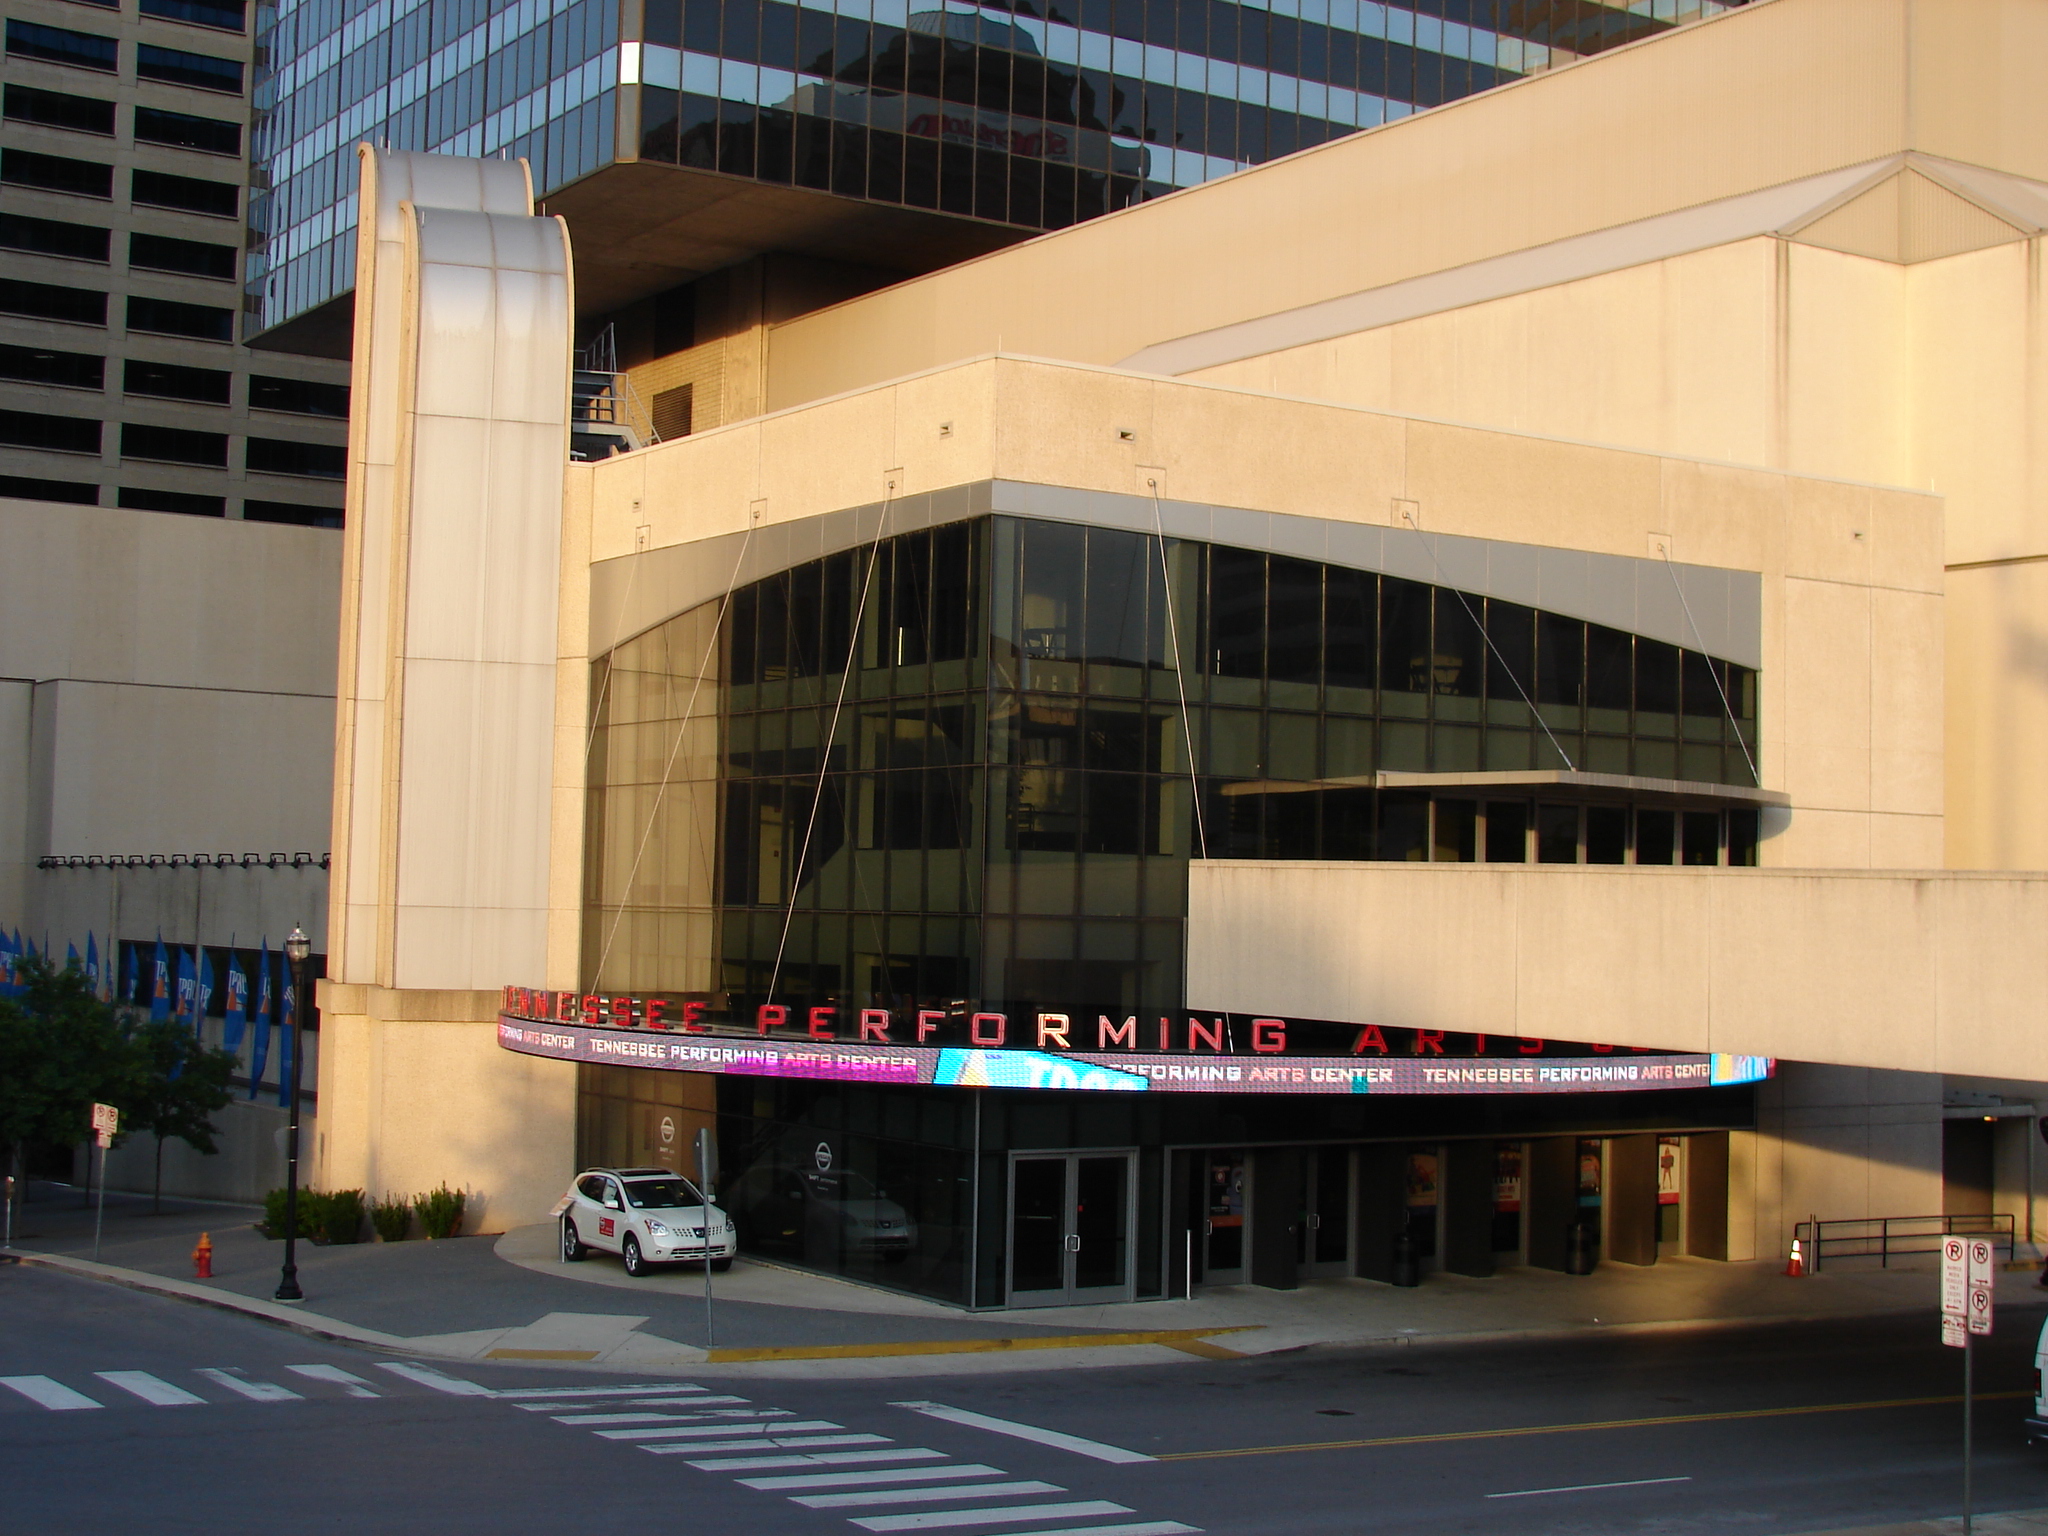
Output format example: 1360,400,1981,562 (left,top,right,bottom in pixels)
576,1175,606,1202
